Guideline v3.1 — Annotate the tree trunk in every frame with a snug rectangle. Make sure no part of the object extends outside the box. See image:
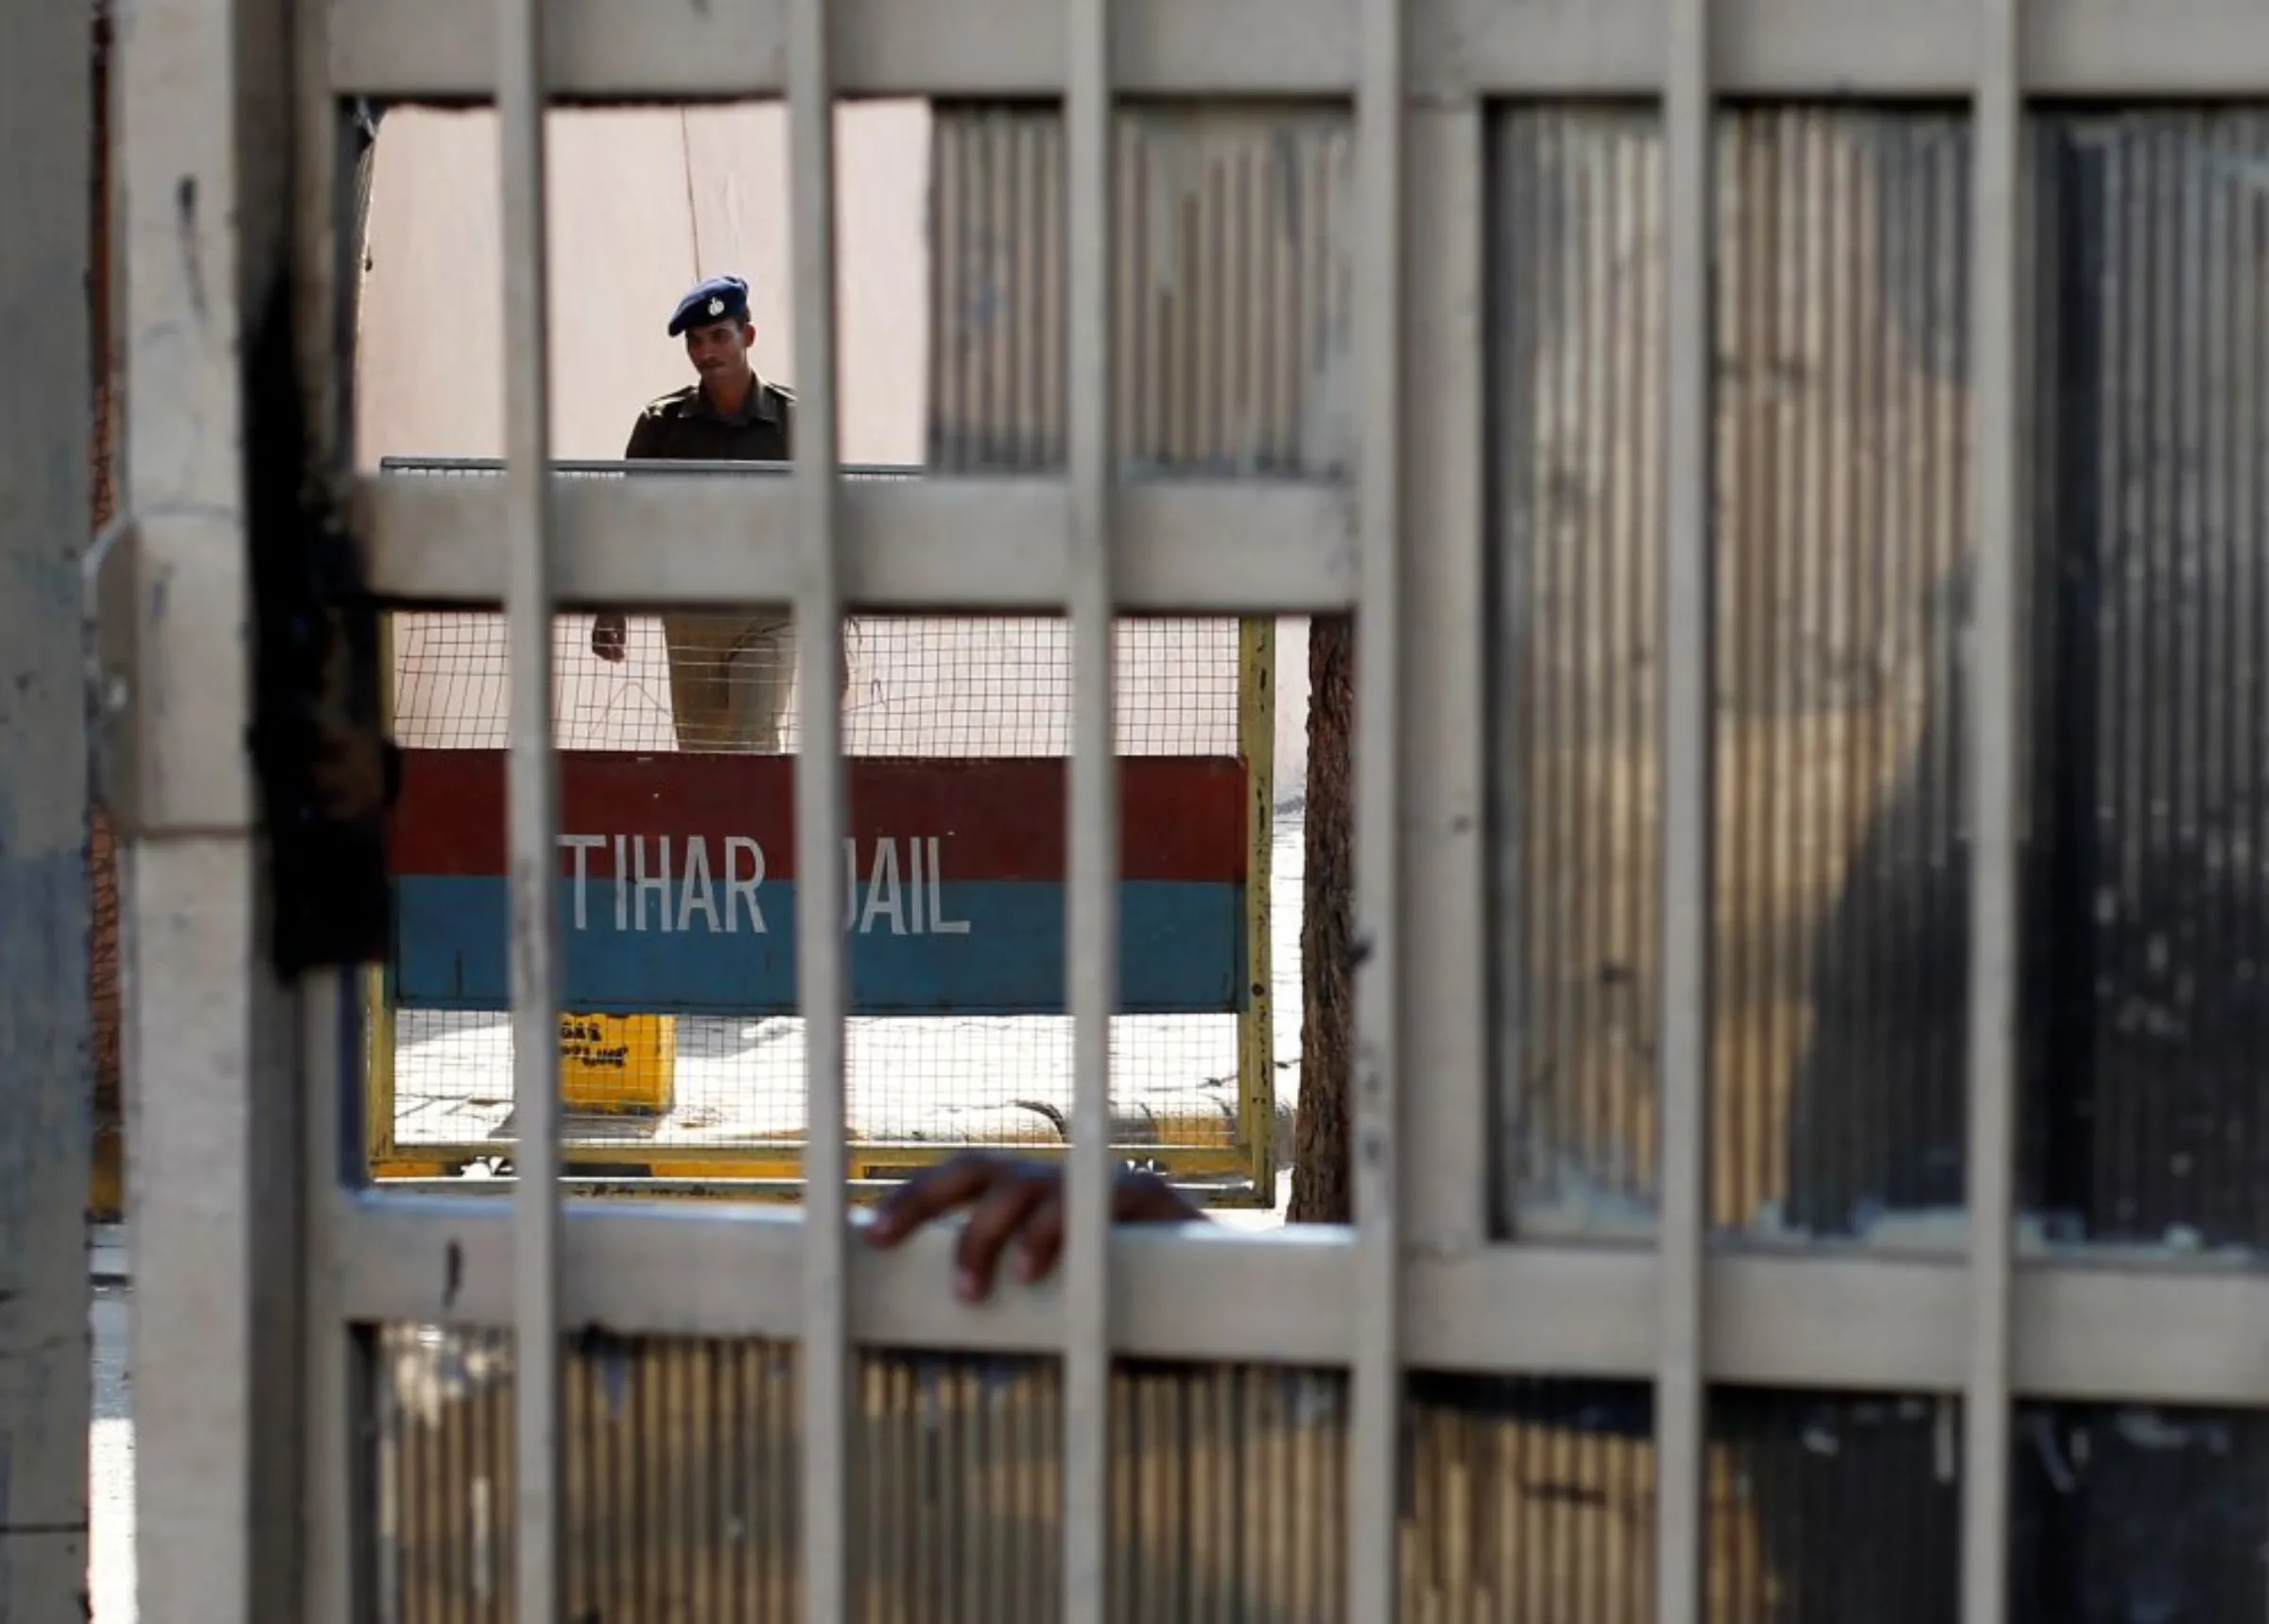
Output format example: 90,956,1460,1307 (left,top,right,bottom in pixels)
88,1,125,1219
349,104,380,345
1288,613,1354,1224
